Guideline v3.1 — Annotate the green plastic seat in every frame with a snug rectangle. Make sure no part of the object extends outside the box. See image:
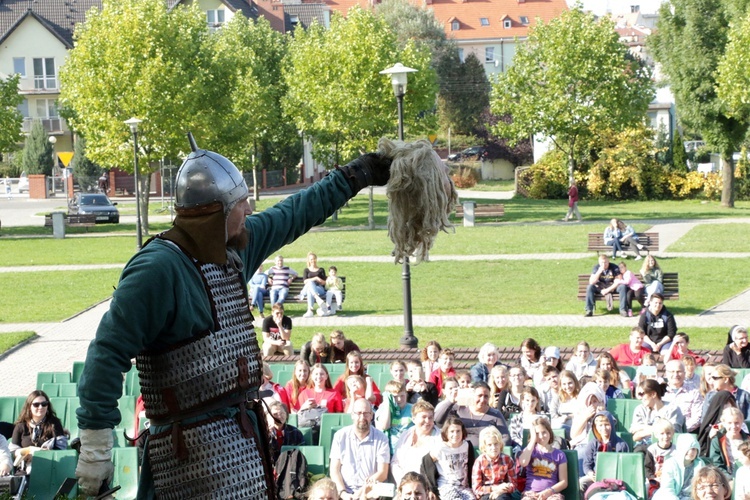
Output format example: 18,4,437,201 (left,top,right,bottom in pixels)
124,366,141,397
299,426,314,445
71,361,86,383
65,397,80,439
594,452,646,500
620,366,637,380
0,397,18,423
42,383,60,397
321,423,346,471
276,371,294,387
49,397,69,427
562,449,581,500
112,447,140,499
37,372,72,389
27,450,79,499
280,445,325,476
118,395,137,438
286,414,298,427
606,398,642,433
58,383,78,398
